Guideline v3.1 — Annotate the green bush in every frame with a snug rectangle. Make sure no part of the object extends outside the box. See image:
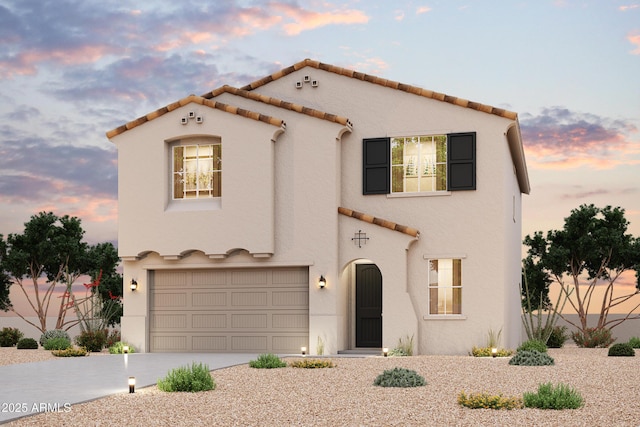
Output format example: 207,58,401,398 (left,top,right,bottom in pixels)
39,329,71,347
0,327,24,347
108,341,136,354
509,350,555,366
470,346,514,357
546,326,568,348
249,353,287,369
373,367,425,388
44,337,72,350
608,342,635,357
627,336,640,349
52,347,89,357
571,327,615,348
517,339,547,353
457,391,523,410
75,329,107,352
523,382,584,410
157,362,216,392
289,359,335,368
105,330,121,348
16,338,38,349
